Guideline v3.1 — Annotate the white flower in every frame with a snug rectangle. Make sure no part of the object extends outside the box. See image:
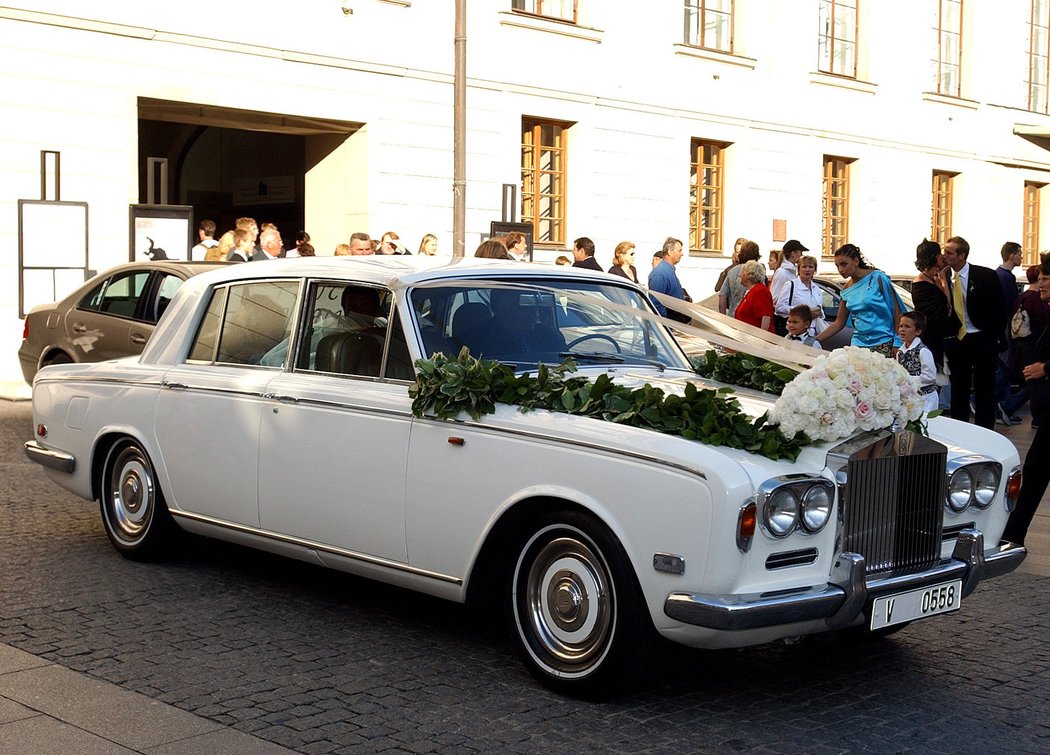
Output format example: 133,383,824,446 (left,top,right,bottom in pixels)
770,346,924,443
